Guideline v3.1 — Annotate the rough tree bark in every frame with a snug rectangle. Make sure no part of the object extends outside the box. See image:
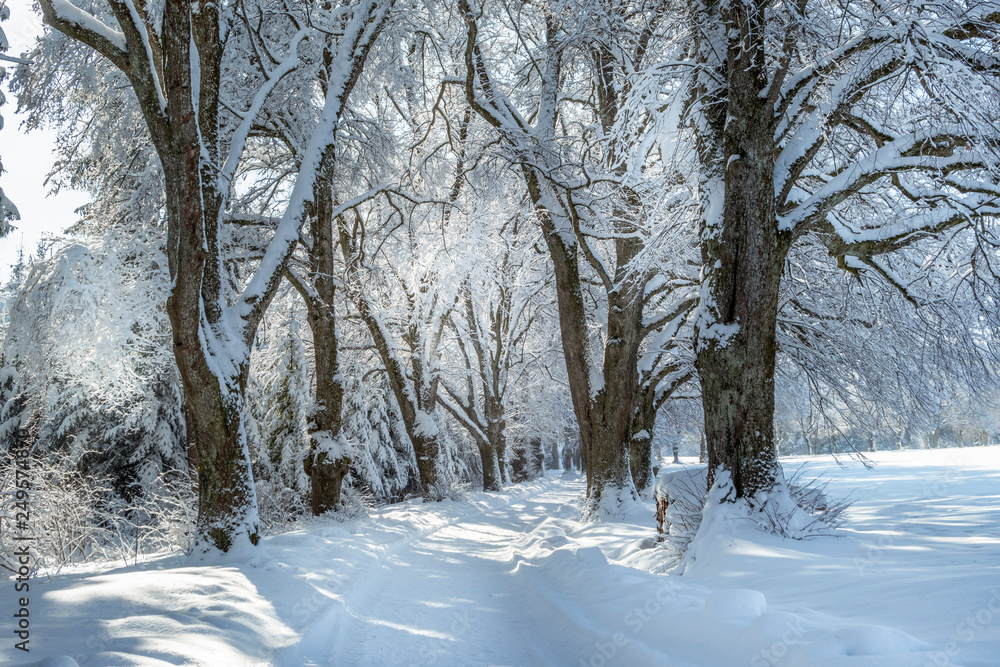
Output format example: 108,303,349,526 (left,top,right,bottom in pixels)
38,0,265,552
39,0,392,549
629,383,658,492
287,150,350,515
689,0,794,504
